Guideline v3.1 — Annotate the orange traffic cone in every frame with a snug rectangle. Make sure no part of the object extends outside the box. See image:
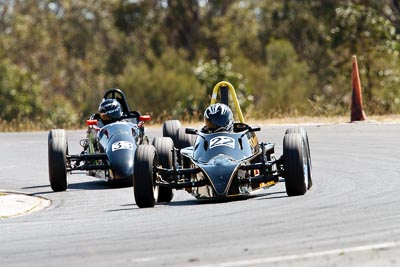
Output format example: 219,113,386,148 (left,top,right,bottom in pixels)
351,55,366,122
